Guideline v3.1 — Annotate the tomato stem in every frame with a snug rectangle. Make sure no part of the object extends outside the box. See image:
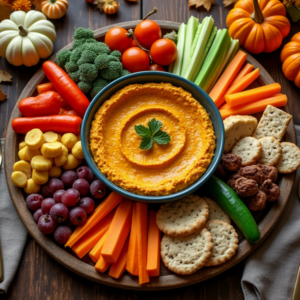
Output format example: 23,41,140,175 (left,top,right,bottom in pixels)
251,0,264,24
143,7,157,21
